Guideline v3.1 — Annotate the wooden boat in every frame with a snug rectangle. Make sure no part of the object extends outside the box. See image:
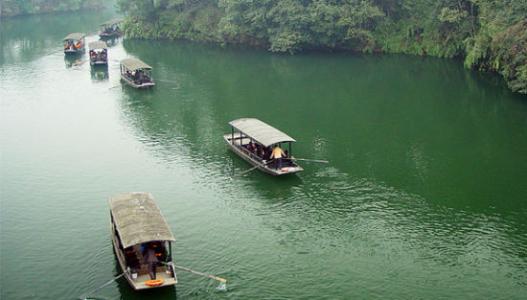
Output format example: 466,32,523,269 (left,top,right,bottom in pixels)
120,58,155,89
224,118,304,176
99,19,123,38
88,41,108,66
63,33,85,54
109,192,177,290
